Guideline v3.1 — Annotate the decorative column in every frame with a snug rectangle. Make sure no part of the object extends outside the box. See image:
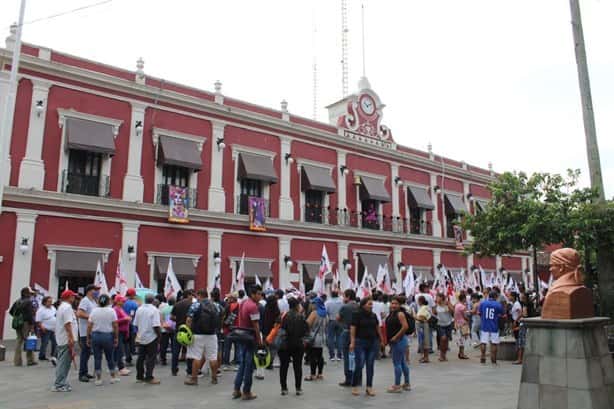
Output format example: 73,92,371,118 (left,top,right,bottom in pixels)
18,79,51,189
278,236,293,289
279,136,293,220
122,102,147,202
0,72,11,186
463,181,472,240
208,120,226,211
207,229,223,291
121,222,140,288
338,241,350,283
496,255,502,272
337,151,347,211
433,248,442,268
467,253,474,272
3,210,37,340
391,164,400,219
430,173,442,237
392,246,402,283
